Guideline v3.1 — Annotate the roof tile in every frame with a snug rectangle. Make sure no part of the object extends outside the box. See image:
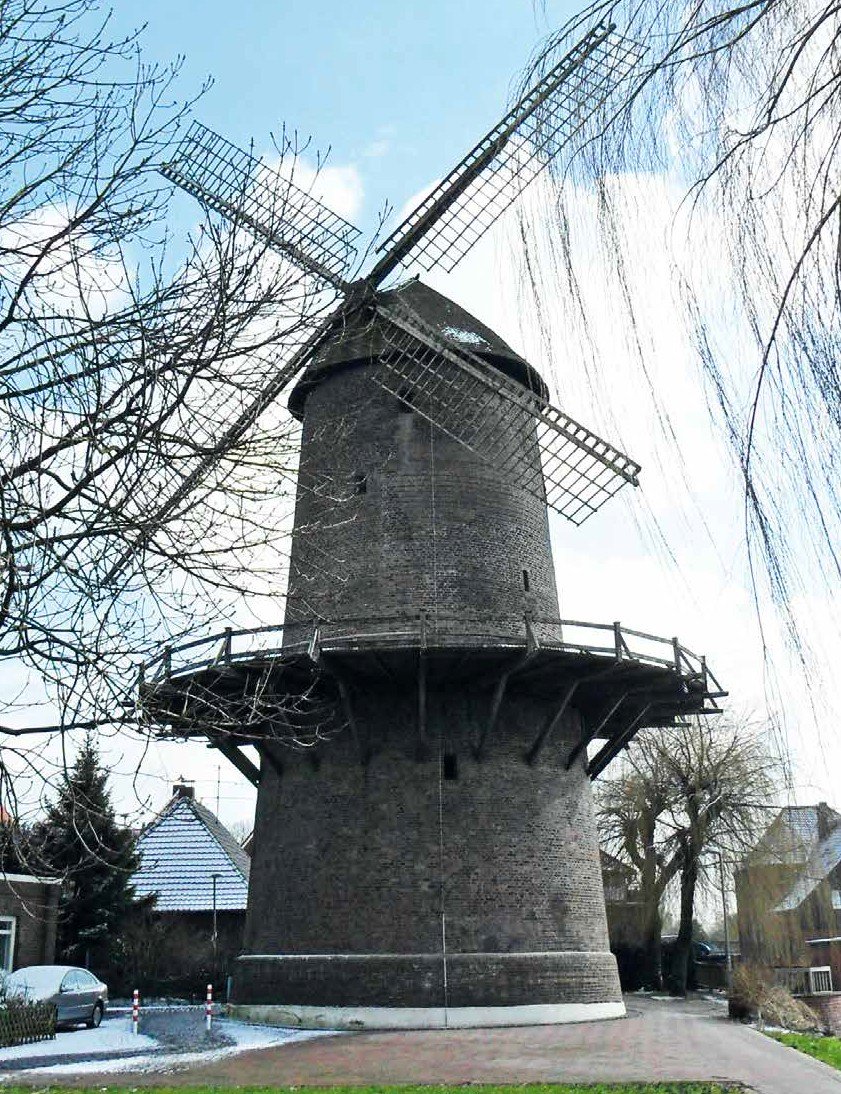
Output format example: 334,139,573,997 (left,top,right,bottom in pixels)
133,797,250,913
